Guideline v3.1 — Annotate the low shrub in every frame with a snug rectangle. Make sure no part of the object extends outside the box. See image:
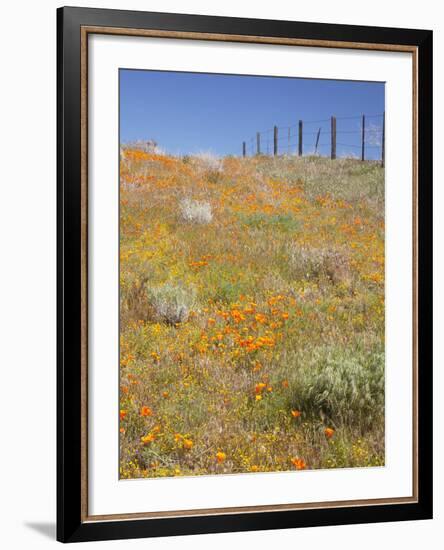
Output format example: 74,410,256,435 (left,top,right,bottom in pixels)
287,347,384,432
192,151,223,173
179,198,213,224
287,244,349,284
147,283,196,325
